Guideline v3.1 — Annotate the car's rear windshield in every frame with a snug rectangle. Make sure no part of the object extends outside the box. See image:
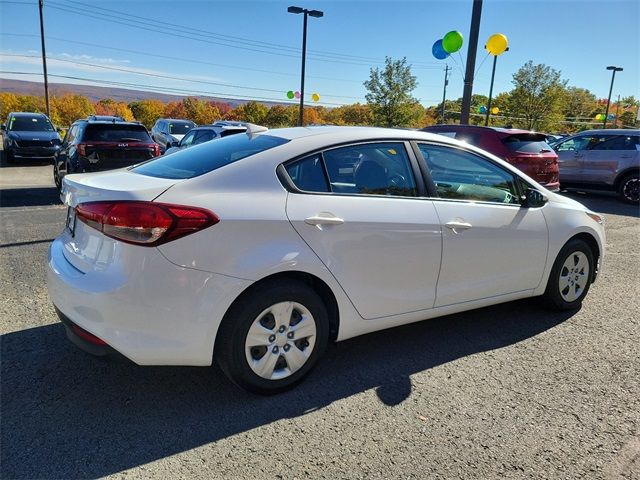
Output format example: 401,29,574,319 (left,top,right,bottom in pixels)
9,116,54,132
132,133,289,179
84,124,152,142
168,121,194,135
502,134,553,153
